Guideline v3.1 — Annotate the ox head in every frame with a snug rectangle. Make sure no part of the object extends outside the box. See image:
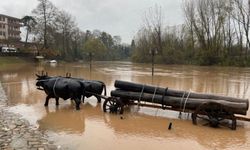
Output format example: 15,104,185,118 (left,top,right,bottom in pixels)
36,73,49,90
